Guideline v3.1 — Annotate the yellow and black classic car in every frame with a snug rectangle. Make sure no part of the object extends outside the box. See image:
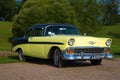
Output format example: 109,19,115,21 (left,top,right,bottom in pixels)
11,24,113,67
